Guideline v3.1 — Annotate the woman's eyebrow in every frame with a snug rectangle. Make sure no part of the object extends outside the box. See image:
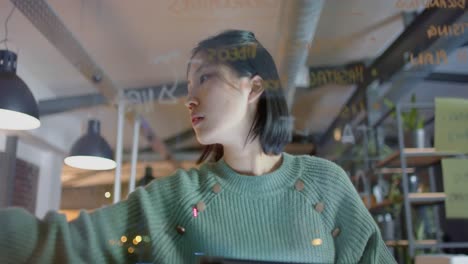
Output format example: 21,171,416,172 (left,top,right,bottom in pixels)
195,64,209,75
